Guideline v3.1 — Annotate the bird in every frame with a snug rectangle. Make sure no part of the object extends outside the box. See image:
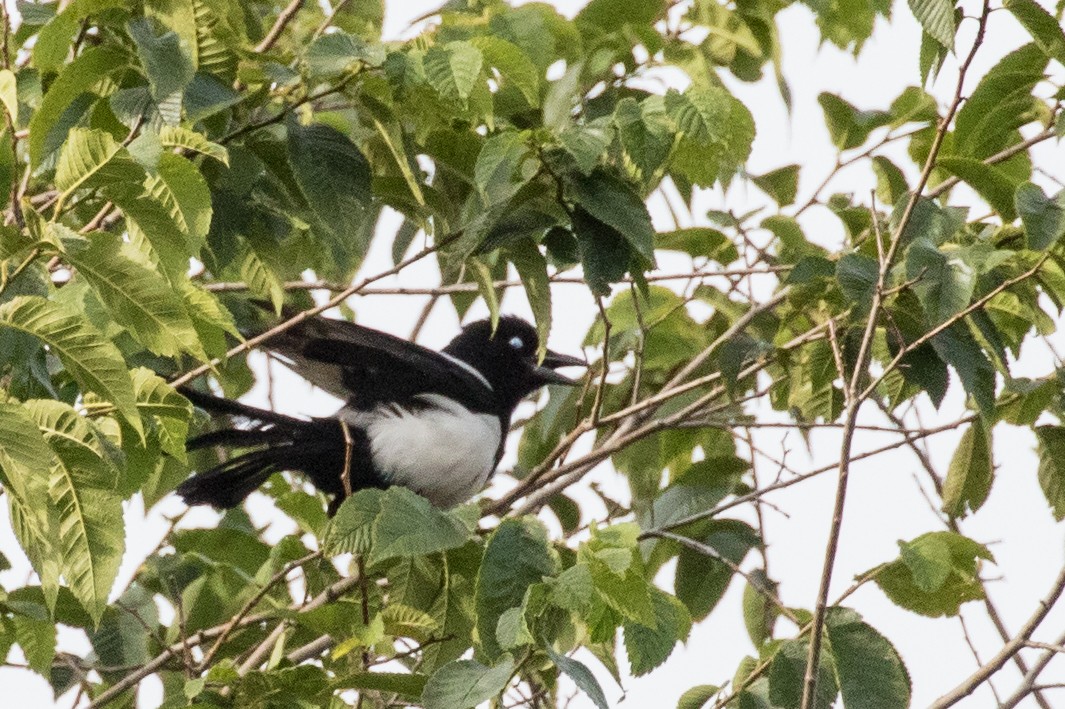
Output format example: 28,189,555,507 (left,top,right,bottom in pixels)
176,313,585,514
